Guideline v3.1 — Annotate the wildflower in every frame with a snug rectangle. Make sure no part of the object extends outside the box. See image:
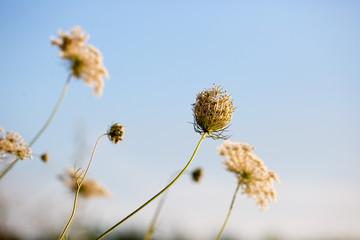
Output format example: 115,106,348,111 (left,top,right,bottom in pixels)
0,127,32,161
218,140,280,210
40,153,50,163
51,26,109,97
191,168,204,183
192,84,235,139
60,169,111,198
107,123,125,144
